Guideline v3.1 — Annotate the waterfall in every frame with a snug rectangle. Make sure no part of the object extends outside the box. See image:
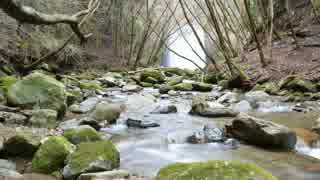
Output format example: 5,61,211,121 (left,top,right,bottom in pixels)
162,24,206,70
